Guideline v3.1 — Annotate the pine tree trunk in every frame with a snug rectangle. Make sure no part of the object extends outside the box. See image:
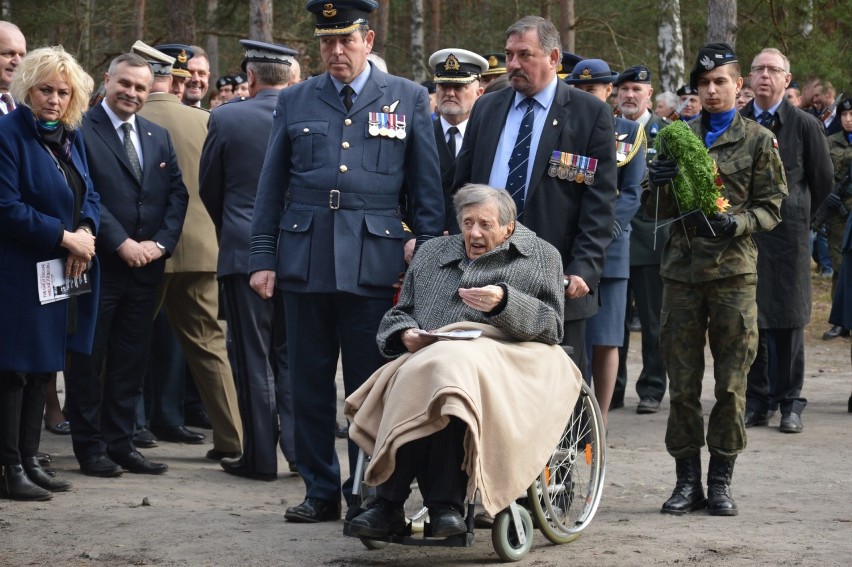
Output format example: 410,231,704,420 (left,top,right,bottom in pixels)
133,0,147,45
560,0,575,52
706,0,737,47
657,0,684,94
206,0,219,81
250,0,273,42
167,0,196,45
410,0,426,83
374,0,390,56
427,0,441,57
